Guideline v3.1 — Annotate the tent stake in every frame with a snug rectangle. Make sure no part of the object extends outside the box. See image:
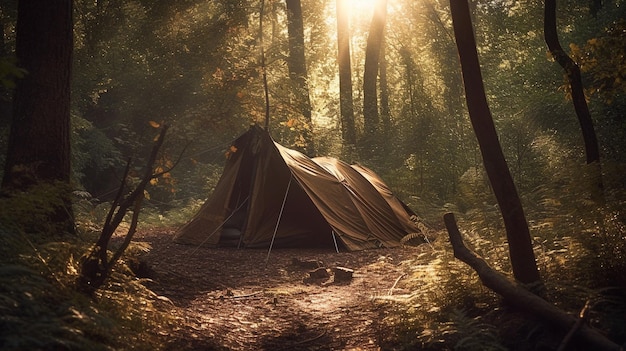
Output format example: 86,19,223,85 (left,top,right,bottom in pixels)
332,230,340,253
265,176,292,266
